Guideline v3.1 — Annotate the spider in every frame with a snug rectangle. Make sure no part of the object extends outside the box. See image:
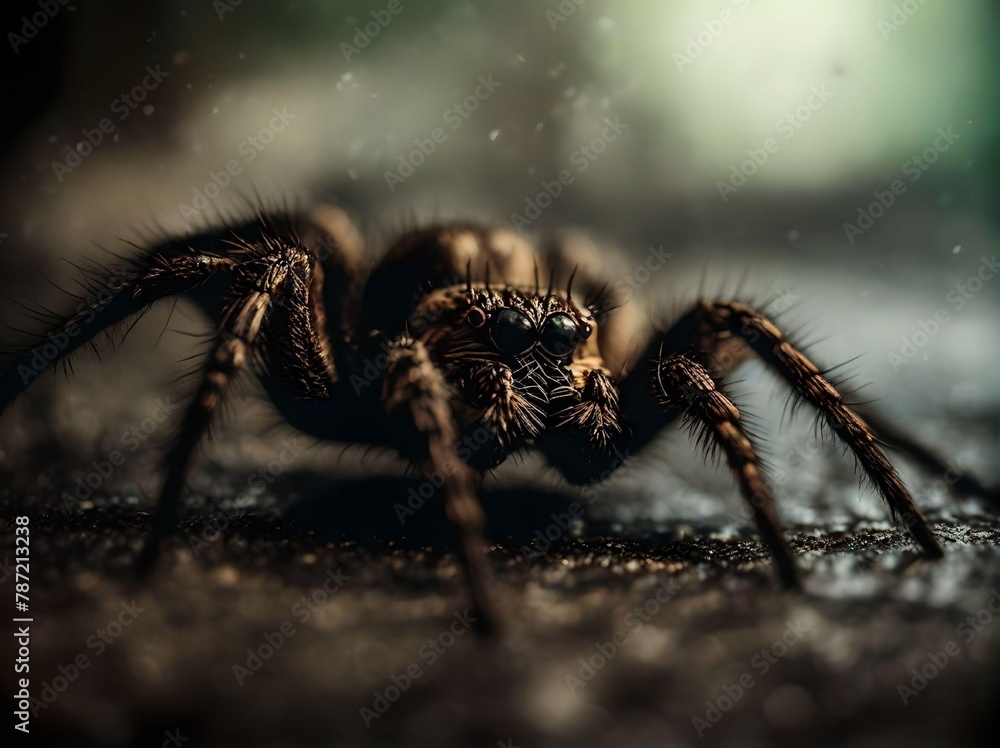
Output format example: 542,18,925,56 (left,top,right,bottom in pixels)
1,205,993,635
